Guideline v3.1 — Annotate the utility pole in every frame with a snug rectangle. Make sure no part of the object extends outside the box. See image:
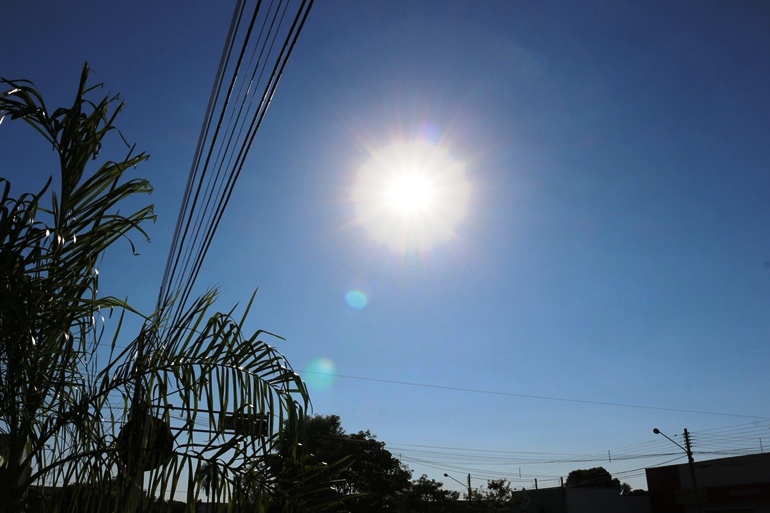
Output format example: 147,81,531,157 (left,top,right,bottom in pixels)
654,427,703,513
683,428,703,513
467,473,472,499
